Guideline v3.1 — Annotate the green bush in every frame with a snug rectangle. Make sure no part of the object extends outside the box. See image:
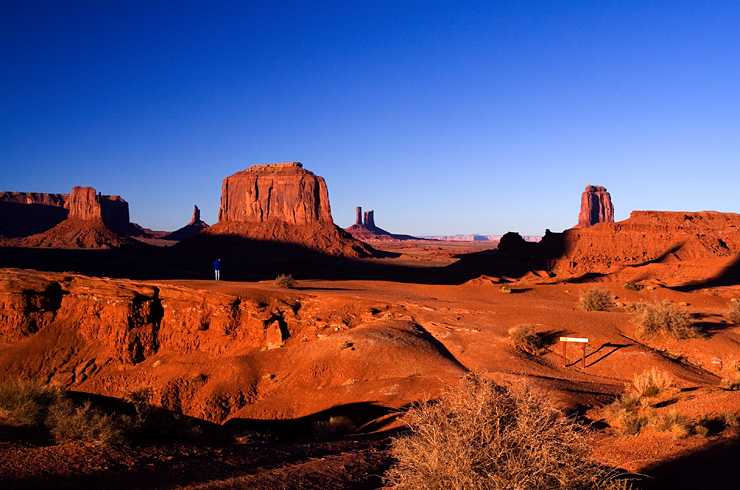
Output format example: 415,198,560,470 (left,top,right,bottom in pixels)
623,281,641,291
634,301,699,340
0,379,62,426
578,287,615,311
385,373,632,489
274,274,296,289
